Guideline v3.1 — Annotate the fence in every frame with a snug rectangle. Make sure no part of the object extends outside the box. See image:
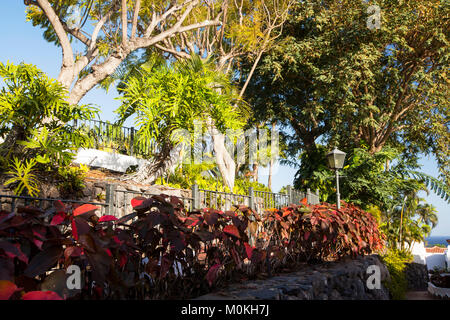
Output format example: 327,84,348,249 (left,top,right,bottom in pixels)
0,184,319,219
0,194,109,214
71,119,154,157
